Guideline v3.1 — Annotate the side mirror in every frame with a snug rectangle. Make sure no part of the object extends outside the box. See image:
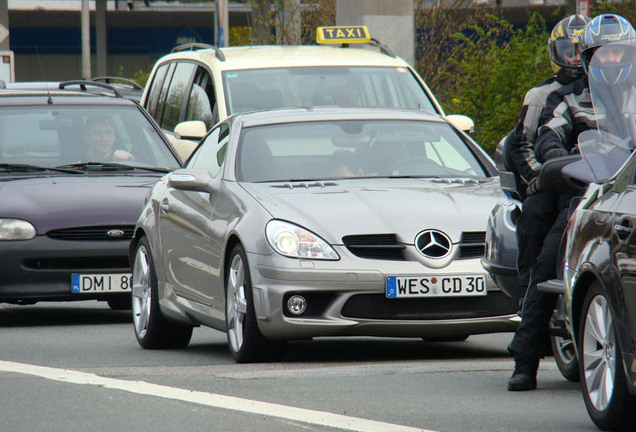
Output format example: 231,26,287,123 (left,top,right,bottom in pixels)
168,168,215,193
446,114,474,134
174,120,207,140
